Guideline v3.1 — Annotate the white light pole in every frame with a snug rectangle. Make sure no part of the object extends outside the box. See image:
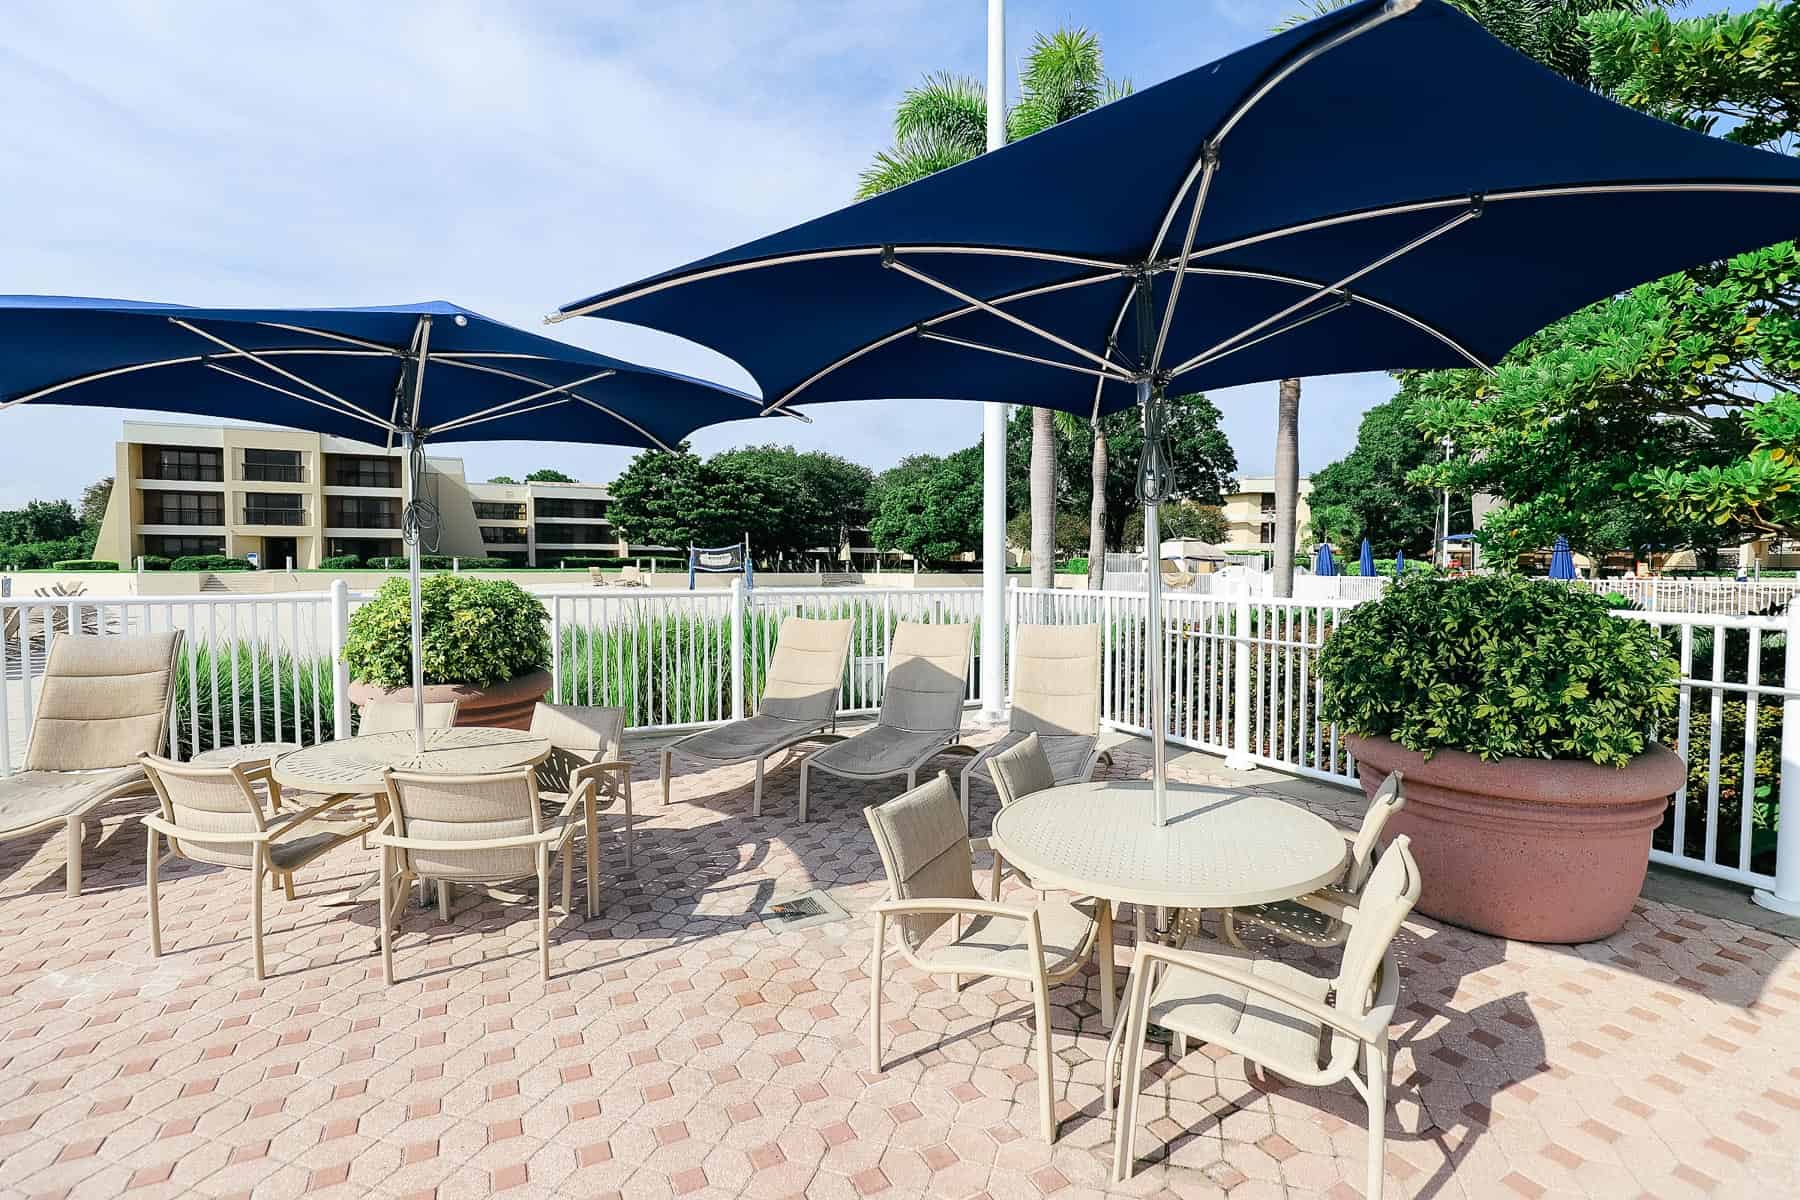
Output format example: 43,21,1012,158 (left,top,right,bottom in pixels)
980,0,1007,721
